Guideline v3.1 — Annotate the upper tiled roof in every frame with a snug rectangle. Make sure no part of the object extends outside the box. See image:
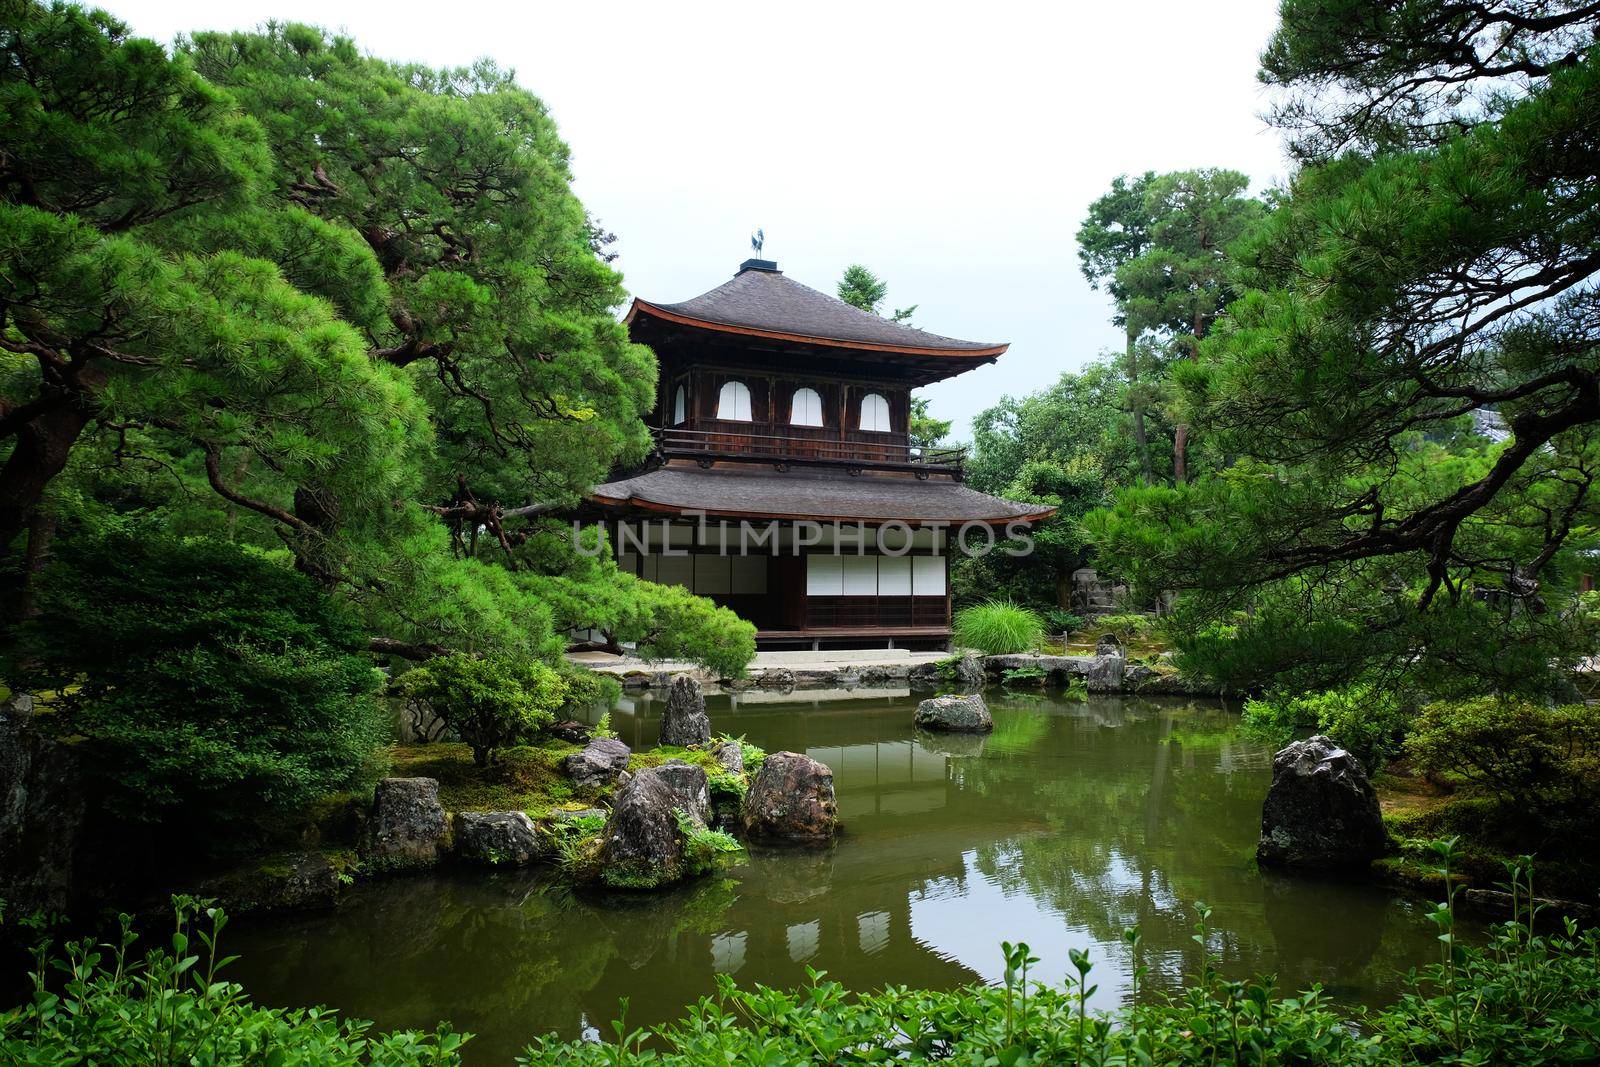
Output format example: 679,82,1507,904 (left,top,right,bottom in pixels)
589,464,1054,524
630,264,1007,356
